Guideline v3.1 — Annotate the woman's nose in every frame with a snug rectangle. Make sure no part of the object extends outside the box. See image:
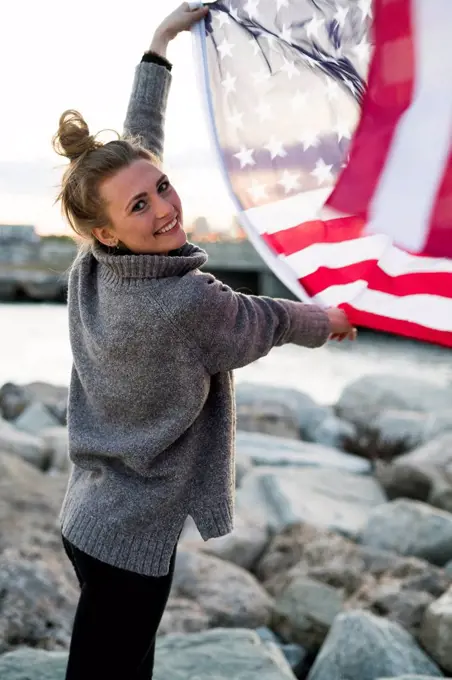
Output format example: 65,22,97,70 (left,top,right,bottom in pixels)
153,194,173,218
